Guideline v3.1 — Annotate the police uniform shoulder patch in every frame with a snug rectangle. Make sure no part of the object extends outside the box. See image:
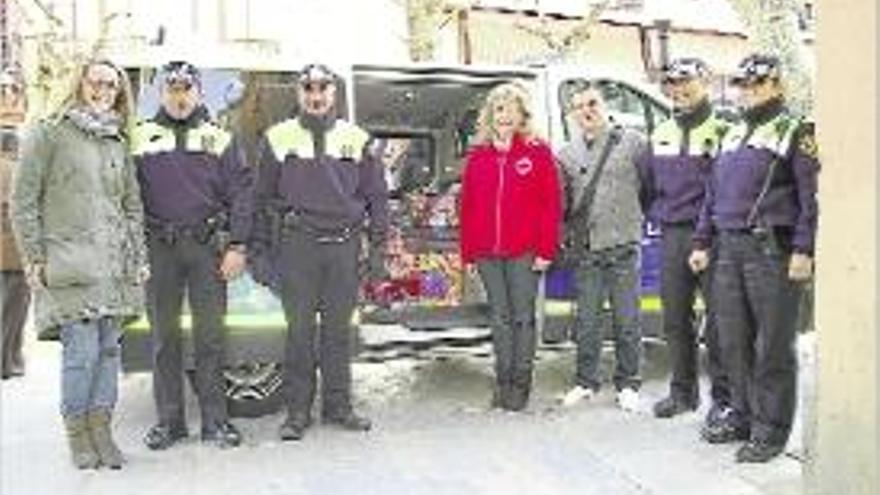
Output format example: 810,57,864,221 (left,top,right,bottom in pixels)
797,124,818,159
